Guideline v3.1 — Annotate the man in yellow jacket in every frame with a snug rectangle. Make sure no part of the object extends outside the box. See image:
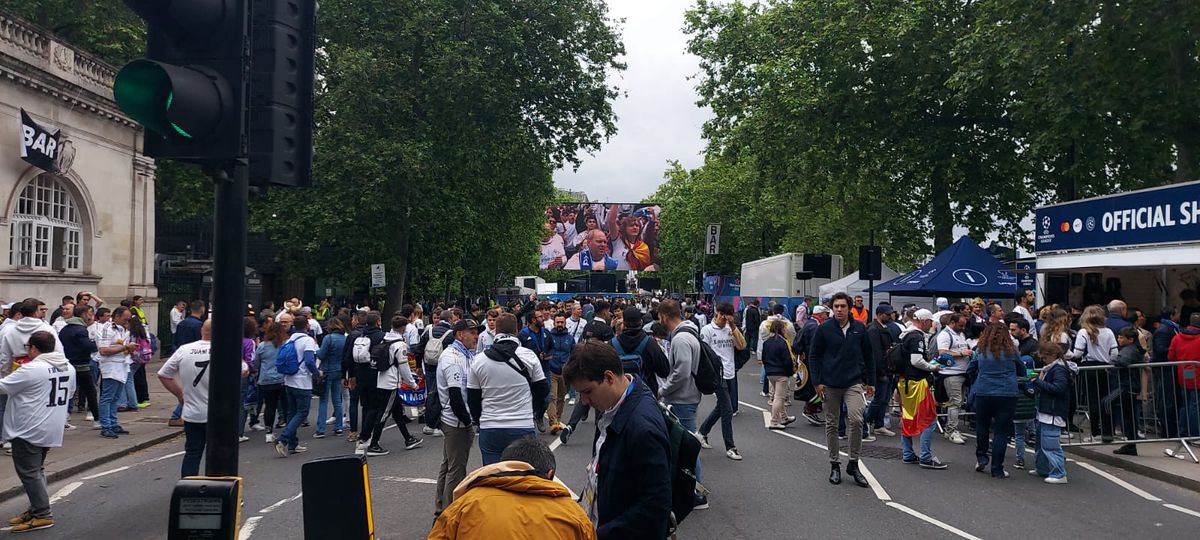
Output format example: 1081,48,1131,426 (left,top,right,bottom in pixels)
428,437,595,540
